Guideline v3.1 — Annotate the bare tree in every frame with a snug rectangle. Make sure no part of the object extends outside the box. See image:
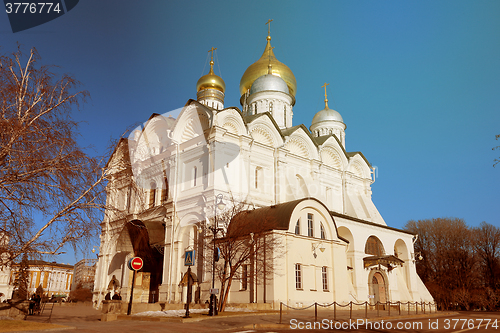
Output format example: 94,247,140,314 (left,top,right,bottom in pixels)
205,201,284,312
473,222,500,298
0,46,106,266
405,218,479,310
